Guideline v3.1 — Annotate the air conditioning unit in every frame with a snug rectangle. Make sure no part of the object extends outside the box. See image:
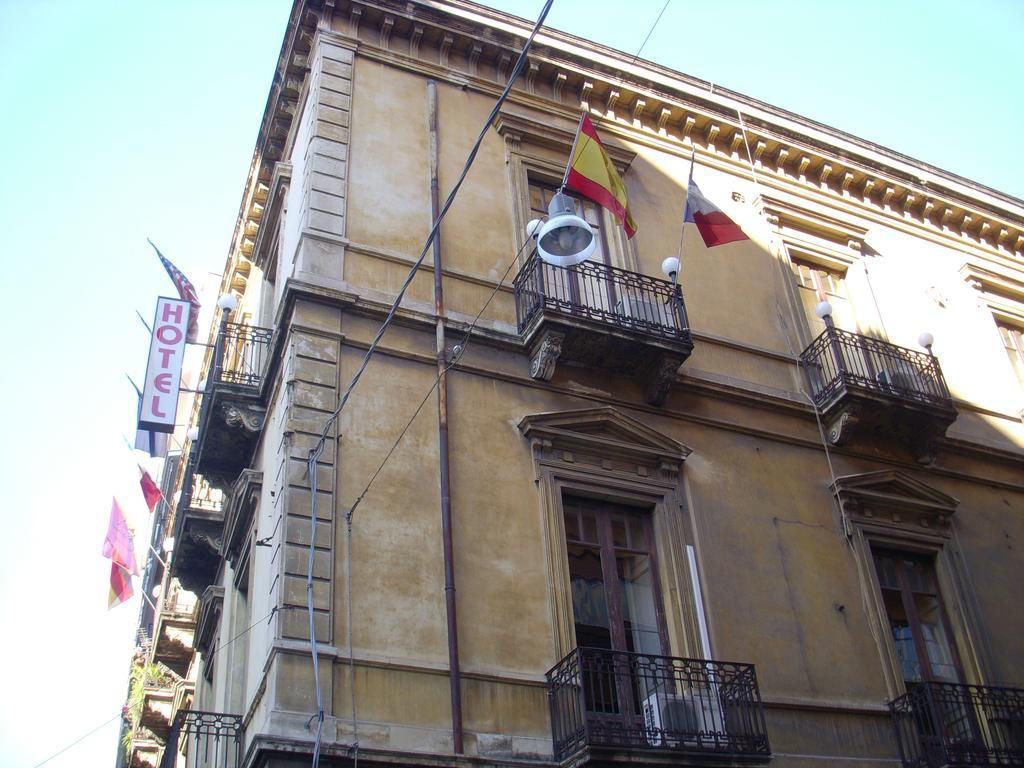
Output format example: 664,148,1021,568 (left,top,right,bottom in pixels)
615,296,671,327
643,689,725,747
876,368,928,395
